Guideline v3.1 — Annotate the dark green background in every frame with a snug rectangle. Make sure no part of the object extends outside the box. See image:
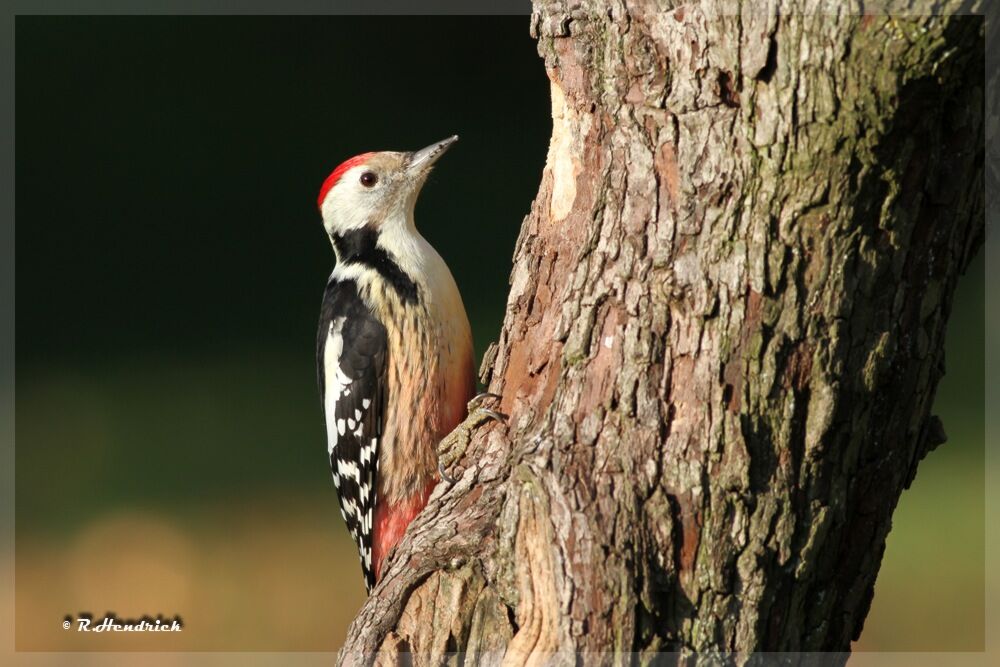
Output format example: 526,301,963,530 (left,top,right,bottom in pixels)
14,15,983,651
